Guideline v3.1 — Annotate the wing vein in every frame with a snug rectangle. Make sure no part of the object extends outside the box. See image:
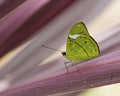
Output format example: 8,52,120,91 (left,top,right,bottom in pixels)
68,37,89,57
